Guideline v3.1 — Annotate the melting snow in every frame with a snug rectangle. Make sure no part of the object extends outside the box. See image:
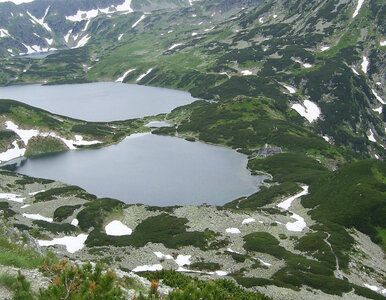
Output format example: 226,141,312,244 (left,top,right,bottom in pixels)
215,271,227,276
154,252,173,260
226,228,241,234
371,89,385,105
38,234,88,253
367,129,376,142
226,248,241,254
373,107,383,114
277,186,309,232
118,33,124,41
116,68,135,82
1,121,101,163
258,258,271,267
6,121,36,144
105,220,132,236
0,193,25,203
294,59,313,68
175,255,191,266
241,70,252,76
132,14,146,28
361,56,369,74
0,29,10,38
323,136,330,142
0,141,25,163
27,9,51,32
291,100,321,123
168,43,183,51
71,219,79,226
115,0,133,13
352,0,365,18
320,46,330,51
28,190,46,196
259,17,264,24
351,67,359,75
136,68,153,82
285,213,307,232
73,34,90,48
282,84,296,94
133,264,163,272
242,218,256,225
23,213,53,223
277,186,309,210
